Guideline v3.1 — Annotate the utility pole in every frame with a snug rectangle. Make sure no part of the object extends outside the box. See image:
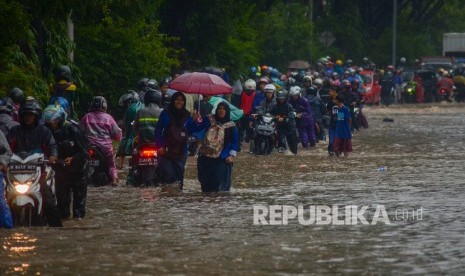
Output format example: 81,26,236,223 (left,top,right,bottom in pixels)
309,0,313,64
392,0,397,67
